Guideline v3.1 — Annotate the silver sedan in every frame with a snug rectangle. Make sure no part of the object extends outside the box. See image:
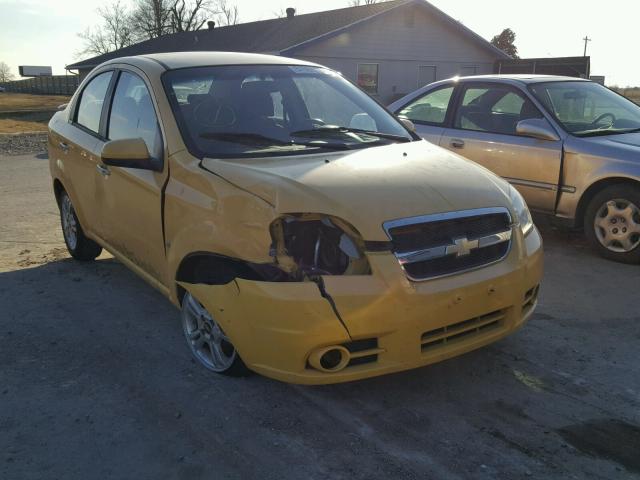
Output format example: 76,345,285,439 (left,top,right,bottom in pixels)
390,75,640,263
